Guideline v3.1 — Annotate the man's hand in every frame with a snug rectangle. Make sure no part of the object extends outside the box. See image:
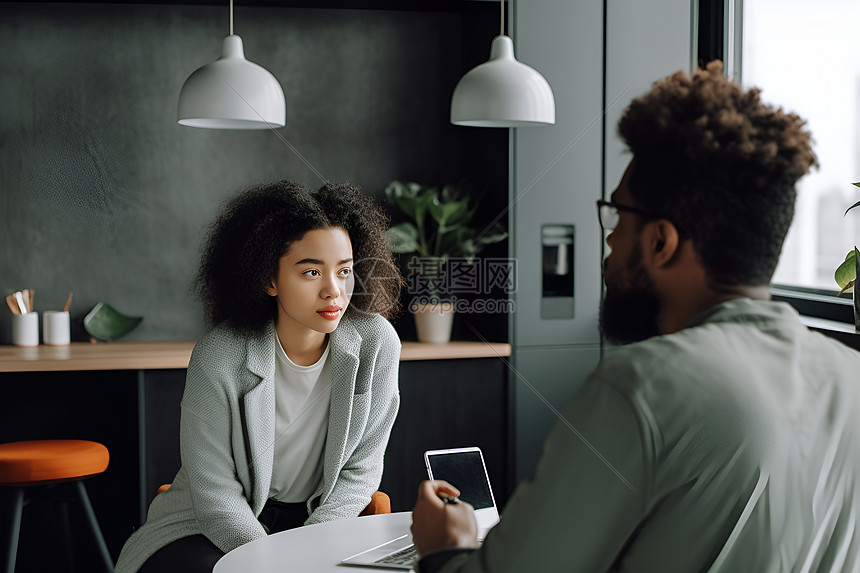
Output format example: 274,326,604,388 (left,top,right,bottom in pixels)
410,480,479,556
